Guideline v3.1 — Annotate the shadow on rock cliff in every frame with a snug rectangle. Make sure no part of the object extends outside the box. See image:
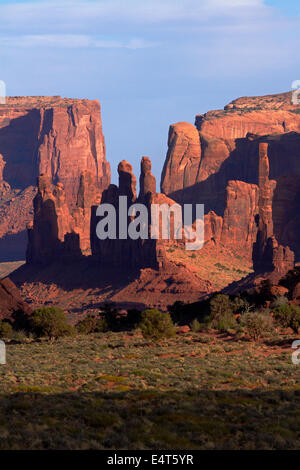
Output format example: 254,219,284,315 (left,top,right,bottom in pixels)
0,111,41,189
167,132,300,259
